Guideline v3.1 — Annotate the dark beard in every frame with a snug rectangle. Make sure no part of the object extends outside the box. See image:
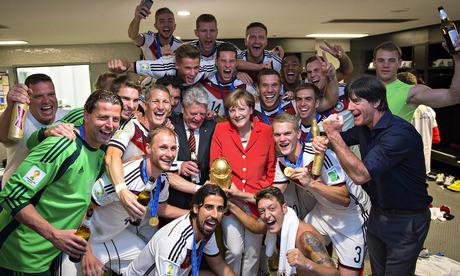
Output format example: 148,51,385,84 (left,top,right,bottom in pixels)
195,215,214,239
